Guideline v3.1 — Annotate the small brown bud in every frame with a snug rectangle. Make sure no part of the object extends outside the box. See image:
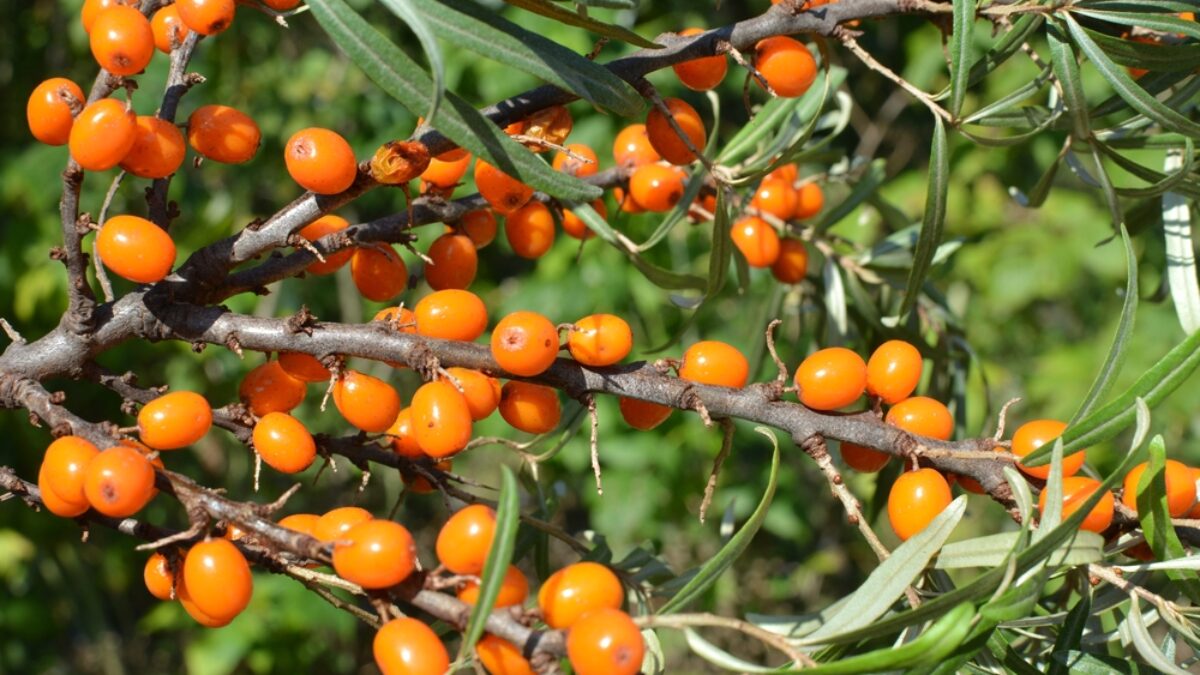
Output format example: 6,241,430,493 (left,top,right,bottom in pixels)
370,140,431,185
